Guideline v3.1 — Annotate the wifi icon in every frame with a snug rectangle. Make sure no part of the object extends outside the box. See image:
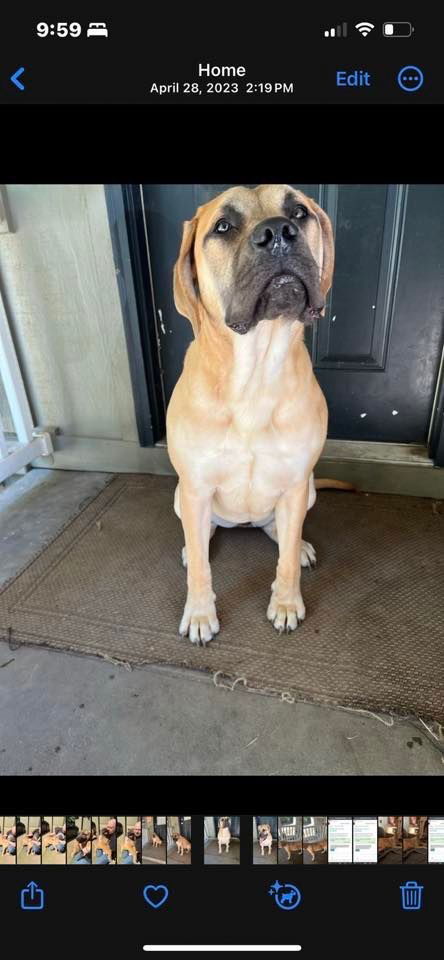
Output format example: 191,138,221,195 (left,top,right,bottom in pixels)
355,21,375,36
